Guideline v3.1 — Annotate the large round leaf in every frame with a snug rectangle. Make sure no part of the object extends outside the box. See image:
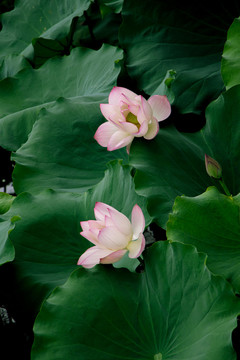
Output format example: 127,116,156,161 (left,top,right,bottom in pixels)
0,193,19,265
0,193,14,215
12,99,127,195
9,161,151,315
31,241,240,360
0,215,16,265
222,17,240,89
167,186,240,292
129,128,211,228
130,85,240,228
0,0,91,61
81,160,152,226
0,45,123,150
98,0,123,13
9,190,83,312
119,0,240,113
0,54,31,81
